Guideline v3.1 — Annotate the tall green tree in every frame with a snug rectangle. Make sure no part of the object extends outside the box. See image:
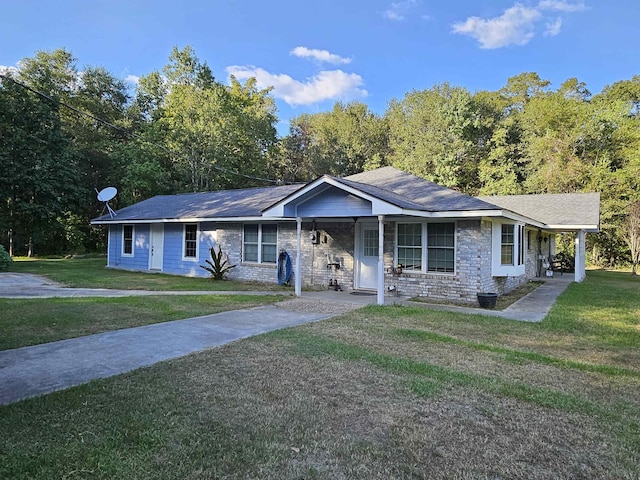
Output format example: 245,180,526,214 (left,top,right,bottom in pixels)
273,102,389,181
156,46,278,192
387,83,481,192
0,73,83,255
15,49,131,251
